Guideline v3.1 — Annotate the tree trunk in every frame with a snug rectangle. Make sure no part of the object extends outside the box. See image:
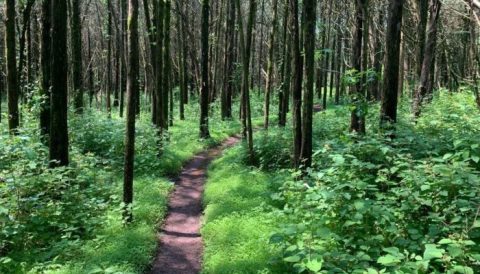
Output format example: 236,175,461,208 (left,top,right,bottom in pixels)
300,0,317,167
417,0,428,79
163,0,172,128
264,0,278,129
72,0,83,113
88,30,95,107
350,0,367,134
221,0,235,120
6,0,20,133
120,0,127,117
278,0,290,127
50,0,69,167
106,0,113,117
235,0,256,161
124,0,140,224
200,0,211,139
40,0,52,138
291,0,303,167
380,0,404,129
413,0,441,118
